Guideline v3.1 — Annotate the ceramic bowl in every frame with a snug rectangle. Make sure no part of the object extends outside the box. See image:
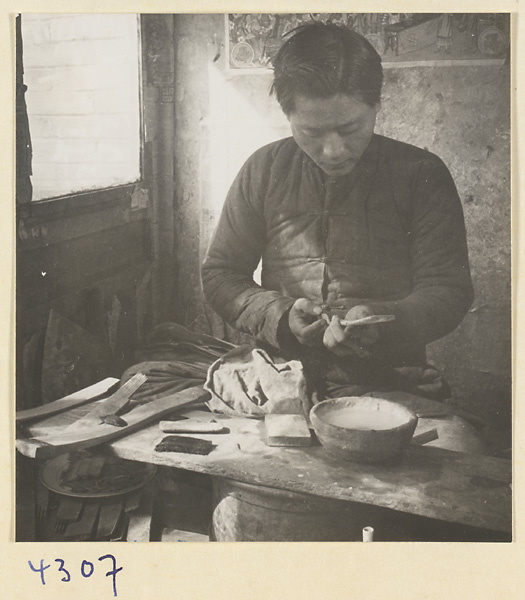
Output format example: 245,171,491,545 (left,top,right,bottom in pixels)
310,397,418,464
